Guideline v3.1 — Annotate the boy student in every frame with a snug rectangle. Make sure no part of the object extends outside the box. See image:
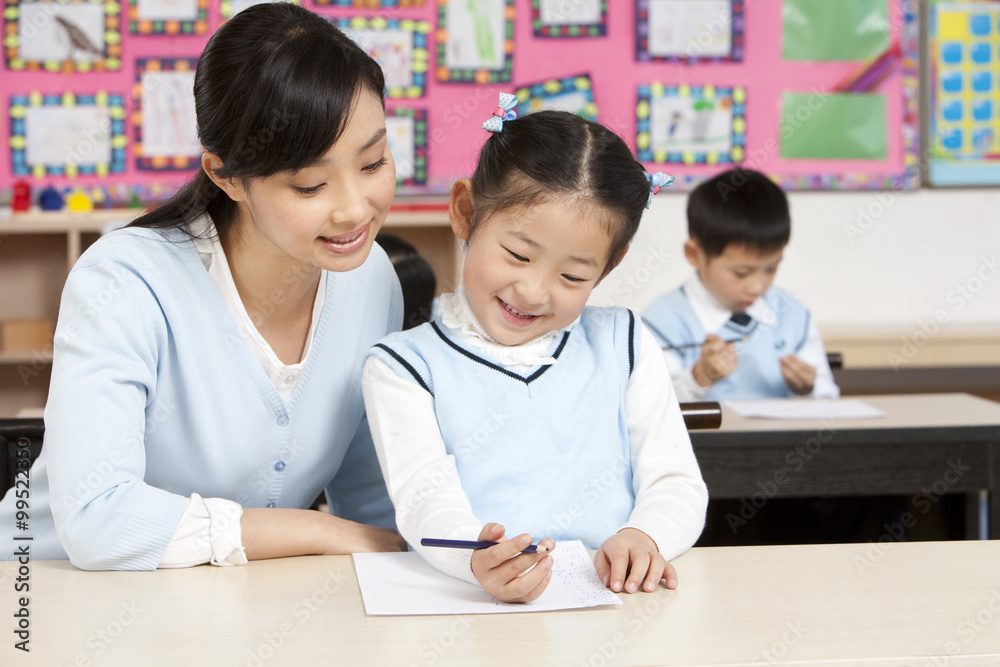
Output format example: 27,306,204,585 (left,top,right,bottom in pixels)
641,167,839,402
642,168,901,546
